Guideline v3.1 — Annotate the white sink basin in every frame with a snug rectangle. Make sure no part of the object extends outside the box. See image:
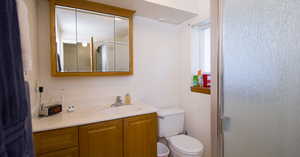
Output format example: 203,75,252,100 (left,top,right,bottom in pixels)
102,105,143,114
